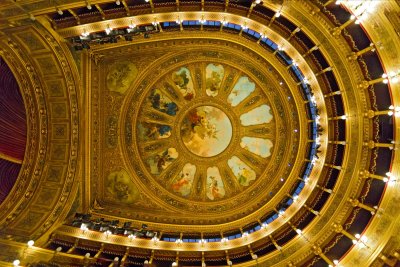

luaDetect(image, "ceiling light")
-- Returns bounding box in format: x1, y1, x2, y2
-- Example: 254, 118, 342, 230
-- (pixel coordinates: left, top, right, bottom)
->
27, 240, 34, 247
80, 29, 90, 38
13, 260, 20, 267
56, 8, 63, 15
86, 3, 92, 10
105, 25, 112, 35
275, 11, 281, 17
296, 229, 302, 235
255, 0, 261, 4
175, 238, 183, 244
56, 247, 62, 252
261, 223, 268, 229
80, 223, 88, 231
116, 0, 121, 5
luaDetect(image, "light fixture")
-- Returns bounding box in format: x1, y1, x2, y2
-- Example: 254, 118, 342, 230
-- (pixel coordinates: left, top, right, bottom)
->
255, 0, 261, 4
252, 254, 258, 260
172, 262, 178, 267
13, 260, 20, 267
175, 238, 183, 244
335, 0, 342, 5
129, 22, 136, 29
241, 22, 248, 30
333, 260, 339, 265
145, 0, 150, 2
221, 17, 227, 25
221, 237, 228, 243
104, 230, 112, 237
152, 19, 159, 26
199, 15, 206, 24
275, 11, 281, 17
277, 45, 284, 51
128, 234, 136, 240
296, 229, 302, 235
105, 25, 112, 35
86, 2, 92, 10
56, 8, 63, 15
80, 29, 90, 38
176, 17, 182, 24
242, 232, 249, 238
340, 115, 347, 119
199, 238, 207, 245
116, 0, 121, 5
27, 240, 34, 247
80, 223, 88, 232
293, 195, 299, 201
85, 253, 90, 258
56, 247, 62, 252
152, 236, 159, 243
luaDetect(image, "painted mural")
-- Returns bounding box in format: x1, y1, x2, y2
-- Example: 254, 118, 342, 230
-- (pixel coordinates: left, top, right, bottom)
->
206, 167, 225, 200
171, 163, 196, 197
227, 76, 256, 106
137, 122, 172, 141
172, 67, 195, 100
180, 106, 232, 157
148, 88, 179, 116
228, 156, 256, 186
240, 137, 273, 158
147, 147, 179, 175
240, 104, 273, 126
106, 169, 139, 204
206, 64, 224, 97
106, 61, 138, 94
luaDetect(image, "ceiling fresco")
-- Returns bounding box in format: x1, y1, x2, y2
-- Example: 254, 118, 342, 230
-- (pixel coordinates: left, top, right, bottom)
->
89, 37, 304, 227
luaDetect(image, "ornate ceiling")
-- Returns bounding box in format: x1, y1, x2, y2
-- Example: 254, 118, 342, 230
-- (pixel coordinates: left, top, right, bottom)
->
0, 0, 399, 266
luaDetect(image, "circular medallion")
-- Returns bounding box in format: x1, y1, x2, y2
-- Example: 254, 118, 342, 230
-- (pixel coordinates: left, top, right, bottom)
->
180, 106, 232, 157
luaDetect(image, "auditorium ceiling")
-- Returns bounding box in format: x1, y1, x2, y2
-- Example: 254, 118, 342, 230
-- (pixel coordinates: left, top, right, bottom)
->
0, 0, 399, 266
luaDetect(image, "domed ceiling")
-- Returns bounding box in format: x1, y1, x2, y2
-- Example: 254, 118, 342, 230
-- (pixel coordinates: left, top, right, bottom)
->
0, 0, 399, 266
91, 38, 306, 227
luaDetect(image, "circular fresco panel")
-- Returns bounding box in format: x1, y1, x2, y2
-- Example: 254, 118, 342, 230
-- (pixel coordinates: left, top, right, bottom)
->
180, 106, 232, 157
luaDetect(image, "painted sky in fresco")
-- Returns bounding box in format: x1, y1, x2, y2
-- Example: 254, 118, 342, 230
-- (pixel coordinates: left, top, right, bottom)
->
181, 106, 232, 157
228, 156, 256, 186
240, 104, 273, 126
206, 167, 225, 200
227, 76, 256, 106
240, 137, 273, 158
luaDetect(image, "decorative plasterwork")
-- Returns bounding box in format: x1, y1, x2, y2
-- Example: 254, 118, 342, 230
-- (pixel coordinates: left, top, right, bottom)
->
0, 24, 80, 241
